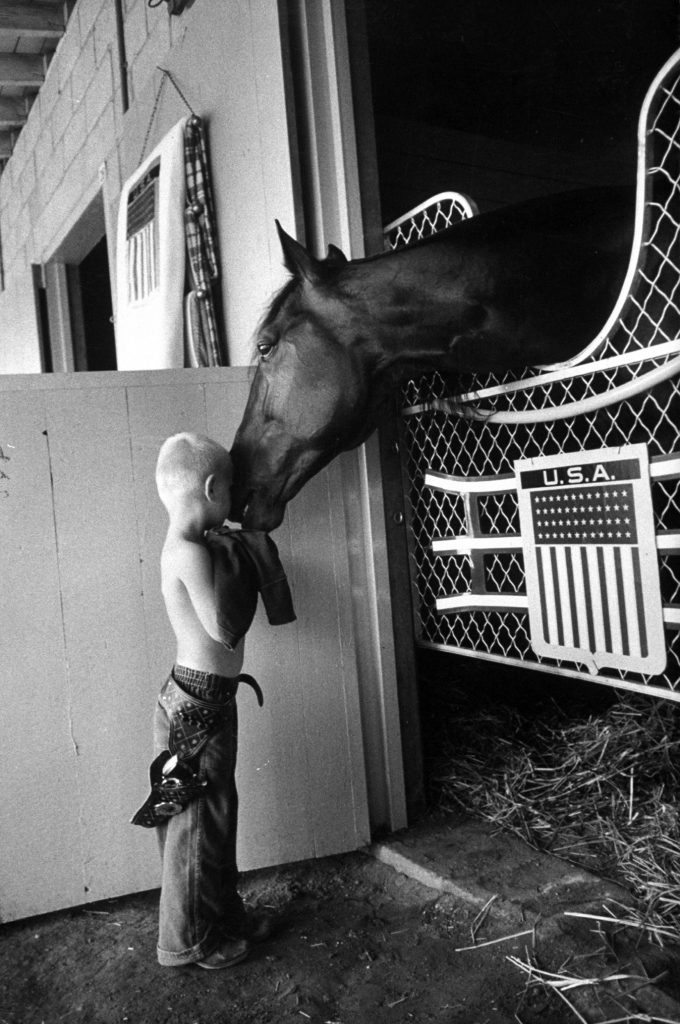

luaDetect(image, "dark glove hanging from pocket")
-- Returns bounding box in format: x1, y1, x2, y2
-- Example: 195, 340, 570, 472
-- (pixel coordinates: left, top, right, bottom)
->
131, 672, 263, 828
130, 751, 208, 828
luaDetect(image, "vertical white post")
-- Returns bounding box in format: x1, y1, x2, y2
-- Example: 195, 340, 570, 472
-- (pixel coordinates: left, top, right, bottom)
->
285, 0, 408, 830
43, 261, 75, 372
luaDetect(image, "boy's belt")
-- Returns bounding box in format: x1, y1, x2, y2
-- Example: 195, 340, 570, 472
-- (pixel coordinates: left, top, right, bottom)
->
160, 671, 263, 760
131, 672, 263, 829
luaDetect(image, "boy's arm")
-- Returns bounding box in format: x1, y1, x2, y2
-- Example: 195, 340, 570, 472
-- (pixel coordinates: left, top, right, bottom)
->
174, 541, 222, 641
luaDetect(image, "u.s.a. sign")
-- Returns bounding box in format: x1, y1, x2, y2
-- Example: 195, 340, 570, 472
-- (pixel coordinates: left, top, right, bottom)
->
515, 444, 666, 676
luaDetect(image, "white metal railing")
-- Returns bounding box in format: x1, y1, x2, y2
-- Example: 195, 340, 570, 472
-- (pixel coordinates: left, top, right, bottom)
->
387, 47, 680, 700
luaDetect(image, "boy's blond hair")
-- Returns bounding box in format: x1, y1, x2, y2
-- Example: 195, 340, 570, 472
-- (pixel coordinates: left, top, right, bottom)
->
156, 432, 232, 500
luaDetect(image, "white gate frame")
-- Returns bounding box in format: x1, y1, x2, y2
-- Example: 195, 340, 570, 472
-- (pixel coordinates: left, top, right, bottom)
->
285, 0, 408, 829
389, 47, 680, 702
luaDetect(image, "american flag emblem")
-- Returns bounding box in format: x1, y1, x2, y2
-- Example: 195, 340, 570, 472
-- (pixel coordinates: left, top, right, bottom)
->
516, 445, 666, 675
126, 162, 160, 304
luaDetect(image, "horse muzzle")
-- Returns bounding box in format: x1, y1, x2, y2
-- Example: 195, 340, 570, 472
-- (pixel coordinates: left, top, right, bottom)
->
229, 433, 303, 531
243, 491, 286, 532
229, 479, 286, 532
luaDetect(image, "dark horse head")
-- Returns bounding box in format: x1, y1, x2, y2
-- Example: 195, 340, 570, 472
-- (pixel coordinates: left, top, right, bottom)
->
230, 187, 633, 530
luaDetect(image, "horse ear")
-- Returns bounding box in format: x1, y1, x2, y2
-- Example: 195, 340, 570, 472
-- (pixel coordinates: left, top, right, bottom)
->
324, 243, 348, 266
275, 220, 320, 282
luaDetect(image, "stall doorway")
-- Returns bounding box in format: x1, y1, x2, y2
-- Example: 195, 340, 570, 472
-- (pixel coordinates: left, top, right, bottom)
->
77, 236, 116, 371
361, 0, 680, 819
38, 194, 116, 372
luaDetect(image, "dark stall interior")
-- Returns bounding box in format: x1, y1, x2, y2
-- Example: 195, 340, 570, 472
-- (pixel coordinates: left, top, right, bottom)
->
366, 0, 678, 220
361, 4, 680, 940
363, 0, 680, 830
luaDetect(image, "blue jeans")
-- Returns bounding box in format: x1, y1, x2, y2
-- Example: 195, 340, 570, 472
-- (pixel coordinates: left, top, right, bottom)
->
153, 666, 247, 966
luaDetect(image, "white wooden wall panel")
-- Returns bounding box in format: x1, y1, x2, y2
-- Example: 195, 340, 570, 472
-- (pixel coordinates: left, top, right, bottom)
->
0, 396, 84, 920
286, 462, 369, 858
42, 387, 156, 902
1, 369, 370, 922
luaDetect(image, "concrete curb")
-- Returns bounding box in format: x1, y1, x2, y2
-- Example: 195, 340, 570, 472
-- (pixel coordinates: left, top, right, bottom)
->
369, 817, 680, 1022
371, 841, 493, 907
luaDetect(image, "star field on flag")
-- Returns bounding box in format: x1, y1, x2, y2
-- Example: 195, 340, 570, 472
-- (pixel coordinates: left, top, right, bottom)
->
531, 485, 638, 545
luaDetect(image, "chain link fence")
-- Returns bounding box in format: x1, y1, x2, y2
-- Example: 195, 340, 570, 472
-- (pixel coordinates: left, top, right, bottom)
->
389, 48, 680, 701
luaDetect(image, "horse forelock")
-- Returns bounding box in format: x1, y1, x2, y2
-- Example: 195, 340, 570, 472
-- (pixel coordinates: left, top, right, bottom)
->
262, 276, 300, 329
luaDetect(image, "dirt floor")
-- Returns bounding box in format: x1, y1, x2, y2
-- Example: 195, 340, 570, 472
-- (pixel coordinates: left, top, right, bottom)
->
3, 815, 680, 1024
0, 841, 584, 1024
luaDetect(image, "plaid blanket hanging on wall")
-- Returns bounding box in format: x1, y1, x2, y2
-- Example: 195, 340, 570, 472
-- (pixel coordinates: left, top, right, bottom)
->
115, 113, 228, 369
183, 116, 227, 367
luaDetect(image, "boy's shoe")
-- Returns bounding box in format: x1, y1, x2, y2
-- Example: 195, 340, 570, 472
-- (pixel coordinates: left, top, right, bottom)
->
195, 911, 276, 968
196, 937, 250, 970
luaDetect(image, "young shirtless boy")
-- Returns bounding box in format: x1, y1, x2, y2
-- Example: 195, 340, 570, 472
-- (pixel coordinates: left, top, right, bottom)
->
142, 431, 271, 969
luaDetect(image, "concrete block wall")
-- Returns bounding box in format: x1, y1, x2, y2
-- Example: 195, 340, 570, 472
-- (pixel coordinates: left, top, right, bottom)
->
0, 0, 299, 372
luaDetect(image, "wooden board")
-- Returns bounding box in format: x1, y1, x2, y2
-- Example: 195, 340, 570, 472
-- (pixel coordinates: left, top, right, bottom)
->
0, 394, 84, 920
0, 369, 371, 922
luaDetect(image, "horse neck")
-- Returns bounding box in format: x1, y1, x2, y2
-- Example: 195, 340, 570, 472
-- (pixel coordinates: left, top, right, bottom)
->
340, 242, 471, 366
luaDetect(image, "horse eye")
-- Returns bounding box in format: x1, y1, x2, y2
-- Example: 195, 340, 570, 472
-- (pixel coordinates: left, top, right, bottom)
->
257, 340, 276, 360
